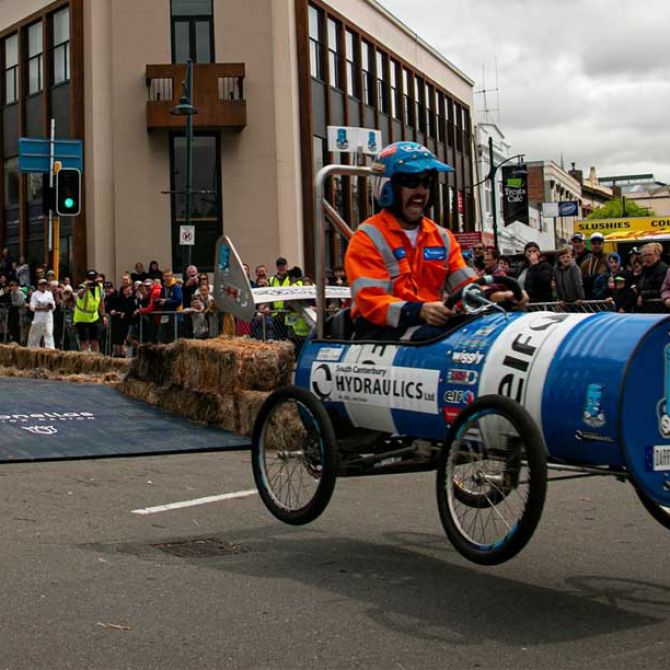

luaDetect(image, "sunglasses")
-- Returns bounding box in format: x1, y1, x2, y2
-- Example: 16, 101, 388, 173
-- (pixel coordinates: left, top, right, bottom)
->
395, 173, 432, 189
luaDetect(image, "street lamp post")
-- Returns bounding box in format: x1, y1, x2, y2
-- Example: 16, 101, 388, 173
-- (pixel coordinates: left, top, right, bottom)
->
170, 58, 198, 269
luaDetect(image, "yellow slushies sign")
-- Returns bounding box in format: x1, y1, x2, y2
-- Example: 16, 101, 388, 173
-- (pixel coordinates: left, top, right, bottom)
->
575, 217, 670, 240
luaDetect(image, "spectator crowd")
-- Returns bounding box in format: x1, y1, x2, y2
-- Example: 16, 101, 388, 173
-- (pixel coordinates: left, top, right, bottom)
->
464, 233, 670, 313
2, 235, 669, 356
0, 250, 348, 356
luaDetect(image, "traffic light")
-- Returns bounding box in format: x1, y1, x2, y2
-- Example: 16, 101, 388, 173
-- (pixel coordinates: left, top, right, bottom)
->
55, 167, 81, 216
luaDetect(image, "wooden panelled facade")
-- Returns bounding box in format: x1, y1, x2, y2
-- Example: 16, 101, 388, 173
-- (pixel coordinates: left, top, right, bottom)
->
1, 0, 474, 281
296, 0, 475, 273
0, 0, 86, 279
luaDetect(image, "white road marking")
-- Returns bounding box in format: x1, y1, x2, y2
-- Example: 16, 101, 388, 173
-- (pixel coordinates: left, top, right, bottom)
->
131, 489, 258, 515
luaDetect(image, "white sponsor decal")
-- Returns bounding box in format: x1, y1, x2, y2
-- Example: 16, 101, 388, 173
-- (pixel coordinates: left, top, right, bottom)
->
336, 344, 398, 431
653, 445, 670, 471
310, 361, 439, 414
0, 411, 96, 424
451, 351, 484, 365
316, 347, 344, 362
252, 285, 350, 304
479, 312, 593, 437
21, 425, 58, 435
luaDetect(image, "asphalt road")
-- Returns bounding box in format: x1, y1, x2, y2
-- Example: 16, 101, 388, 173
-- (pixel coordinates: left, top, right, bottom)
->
0, 449, 668, 670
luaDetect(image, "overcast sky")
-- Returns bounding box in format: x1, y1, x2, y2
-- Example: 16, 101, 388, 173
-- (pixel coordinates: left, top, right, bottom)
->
377, 0, 670, 184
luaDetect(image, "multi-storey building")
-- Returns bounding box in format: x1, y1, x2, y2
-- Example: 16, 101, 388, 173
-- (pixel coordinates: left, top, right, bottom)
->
0, 0, 476, 282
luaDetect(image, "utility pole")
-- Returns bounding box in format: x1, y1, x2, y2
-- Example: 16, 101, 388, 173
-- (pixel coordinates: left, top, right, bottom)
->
170, 59, 198, 269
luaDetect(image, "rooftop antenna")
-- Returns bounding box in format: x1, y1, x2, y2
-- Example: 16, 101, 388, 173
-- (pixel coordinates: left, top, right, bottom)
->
474, 61, 499, 125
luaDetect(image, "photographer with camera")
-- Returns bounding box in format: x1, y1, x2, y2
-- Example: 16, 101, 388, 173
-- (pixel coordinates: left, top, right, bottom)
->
73, 269, 107, 352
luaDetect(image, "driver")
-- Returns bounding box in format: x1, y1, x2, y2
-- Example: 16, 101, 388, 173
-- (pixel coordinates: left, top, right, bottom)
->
345, 141, 523, 341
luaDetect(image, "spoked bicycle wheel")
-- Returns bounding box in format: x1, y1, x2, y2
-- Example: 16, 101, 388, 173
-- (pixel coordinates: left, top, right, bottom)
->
436, 395, 547, 565
252, 385, 338, 525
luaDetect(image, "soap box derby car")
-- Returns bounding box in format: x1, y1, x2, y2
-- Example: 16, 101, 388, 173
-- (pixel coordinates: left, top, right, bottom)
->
214, 165, 670, 566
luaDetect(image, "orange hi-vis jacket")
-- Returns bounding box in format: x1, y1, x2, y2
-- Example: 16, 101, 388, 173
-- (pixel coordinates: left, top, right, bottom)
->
345, 210, 477, 328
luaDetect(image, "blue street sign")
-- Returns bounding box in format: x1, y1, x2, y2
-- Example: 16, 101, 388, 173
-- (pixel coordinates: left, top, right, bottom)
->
18, 137, 83, 173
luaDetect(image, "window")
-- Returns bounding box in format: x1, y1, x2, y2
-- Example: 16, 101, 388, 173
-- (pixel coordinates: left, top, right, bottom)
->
446, 96, 455, 146
344, 30, 359, 98
415, 76, 425, 133
403, 69, 413, 126
308, 5, 324, 80
51, 7, 70, 85
426, 83, 435, 137
376, 50, 388, 114
170, 134, 221, 271
327, 19, 342, 89
361, 41, 374, 107
4, 34, 18, 104
390, 60, 401, 120
171, 0, 213, 64
3, 157, 19, 208
436, 92, 445, 143
26, 22, 43, 95
454, 102, 463, 151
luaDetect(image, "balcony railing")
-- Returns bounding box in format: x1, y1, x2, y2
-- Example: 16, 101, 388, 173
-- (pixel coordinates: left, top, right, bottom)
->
146, 63, 246, 130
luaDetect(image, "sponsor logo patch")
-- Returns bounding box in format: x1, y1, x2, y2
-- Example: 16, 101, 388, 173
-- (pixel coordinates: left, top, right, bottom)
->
443, 389, 475, 405
423, 246, 446, 261
582, 382, 606, 428
446, 369, 479, 385
310, 362, 439, 414
21, 425, 58, 435
451, 351, 484, 365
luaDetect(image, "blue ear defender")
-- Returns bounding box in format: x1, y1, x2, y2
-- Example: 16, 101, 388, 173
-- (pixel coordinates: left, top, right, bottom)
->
379, 180, 395, 208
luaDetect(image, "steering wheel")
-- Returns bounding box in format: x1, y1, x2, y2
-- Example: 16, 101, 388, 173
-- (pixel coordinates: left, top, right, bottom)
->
445, 275, 523, 313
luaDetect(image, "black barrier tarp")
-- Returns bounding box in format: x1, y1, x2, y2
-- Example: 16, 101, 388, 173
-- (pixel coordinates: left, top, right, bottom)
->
0, 378, 249, 463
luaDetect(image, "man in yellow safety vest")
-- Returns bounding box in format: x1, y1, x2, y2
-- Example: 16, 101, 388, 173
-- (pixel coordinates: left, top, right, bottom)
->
73, 269, 107, 352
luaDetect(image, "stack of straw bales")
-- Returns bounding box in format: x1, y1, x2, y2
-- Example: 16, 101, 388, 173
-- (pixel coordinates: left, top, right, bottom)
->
119, 337, 295, 435
0, 343, 130, 383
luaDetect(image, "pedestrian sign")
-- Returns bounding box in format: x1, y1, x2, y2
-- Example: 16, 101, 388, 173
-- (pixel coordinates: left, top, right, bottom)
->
179, 225, 195, 245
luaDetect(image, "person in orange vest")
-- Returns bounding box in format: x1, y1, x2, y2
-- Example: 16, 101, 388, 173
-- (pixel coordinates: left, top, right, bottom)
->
345, 141, 525, 340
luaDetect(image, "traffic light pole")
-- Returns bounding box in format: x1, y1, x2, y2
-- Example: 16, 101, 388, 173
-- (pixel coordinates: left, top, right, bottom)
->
47, 118, 59, 280
184, 61, 193, 269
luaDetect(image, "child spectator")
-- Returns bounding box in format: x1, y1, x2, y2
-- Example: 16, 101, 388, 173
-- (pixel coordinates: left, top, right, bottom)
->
553, 247, 585, 306
613, 275, 637, 313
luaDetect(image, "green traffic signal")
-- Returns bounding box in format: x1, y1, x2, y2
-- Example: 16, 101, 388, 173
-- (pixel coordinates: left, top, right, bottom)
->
55, 168, 81, 216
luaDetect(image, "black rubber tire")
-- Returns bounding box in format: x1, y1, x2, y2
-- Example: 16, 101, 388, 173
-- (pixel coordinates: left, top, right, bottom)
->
633, 484, 670, 532
436, 395, 547, 565
252, 385, 338, 525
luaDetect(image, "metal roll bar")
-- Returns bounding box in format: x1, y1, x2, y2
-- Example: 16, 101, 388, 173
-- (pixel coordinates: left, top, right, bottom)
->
314, 164, 373, 339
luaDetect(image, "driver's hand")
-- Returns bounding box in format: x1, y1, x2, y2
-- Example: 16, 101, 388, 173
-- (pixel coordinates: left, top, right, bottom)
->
489, 289, 529, 309
420, 301, 455, 326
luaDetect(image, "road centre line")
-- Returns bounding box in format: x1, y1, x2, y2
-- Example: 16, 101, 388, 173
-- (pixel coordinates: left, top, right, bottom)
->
131, 489, 258, 515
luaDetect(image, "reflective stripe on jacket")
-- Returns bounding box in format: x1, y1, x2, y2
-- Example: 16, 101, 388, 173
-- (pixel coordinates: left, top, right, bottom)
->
345, 210, 476, 327
73, 285, 103, 324
268, 274, 291, 311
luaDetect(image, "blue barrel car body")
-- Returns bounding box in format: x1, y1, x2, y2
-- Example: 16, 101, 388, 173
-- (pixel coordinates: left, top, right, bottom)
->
294, 310, 670, 508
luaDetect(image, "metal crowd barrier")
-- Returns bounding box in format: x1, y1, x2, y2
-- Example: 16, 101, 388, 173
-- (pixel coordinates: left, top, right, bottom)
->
526, 300, 615, 313
2, 299, 669, 353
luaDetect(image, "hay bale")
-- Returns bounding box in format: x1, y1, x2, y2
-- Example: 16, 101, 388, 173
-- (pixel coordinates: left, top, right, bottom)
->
128, 337, 293, 393
235, 390, 269, 436
0, 345, 130, 377
116, 377, 269, 436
